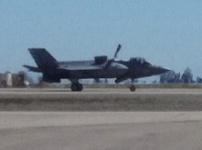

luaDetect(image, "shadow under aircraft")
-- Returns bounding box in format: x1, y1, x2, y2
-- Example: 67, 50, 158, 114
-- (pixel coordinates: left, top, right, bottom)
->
24, 45, 170, 91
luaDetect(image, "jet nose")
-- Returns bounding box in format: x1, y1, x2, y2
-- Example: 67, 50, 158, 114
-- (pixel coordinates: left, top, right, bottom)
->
155, 66, 170, 74
148, 65, 170, 75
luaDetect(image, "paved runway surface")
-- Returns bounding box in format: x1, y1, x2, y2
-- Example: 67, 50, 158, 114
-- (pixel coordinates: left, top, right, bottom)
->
1, 111, 202, 150
1, 88, 202, 149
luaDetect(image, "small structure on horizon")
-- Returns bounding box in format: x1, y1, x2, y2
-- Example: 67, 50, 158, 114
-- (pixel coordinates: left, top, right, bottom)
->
0, 72, 26, 88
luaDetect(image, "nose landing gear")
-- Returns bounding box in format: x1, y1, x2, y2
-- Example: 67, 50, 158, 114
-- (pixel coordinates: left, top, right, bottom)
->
130, 85, 136, 92
130, 78, 136, 92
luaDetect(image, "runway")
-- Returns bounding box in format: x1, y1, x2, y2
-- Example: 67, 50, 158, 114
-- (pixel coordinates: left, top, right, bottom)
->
1, 111, 202, 150
1, 88, 202, 149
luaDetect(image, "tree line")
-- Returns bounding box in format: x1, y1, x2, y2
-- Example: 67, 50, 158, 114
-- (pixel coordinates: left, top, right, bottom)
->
160, 67, 202, 84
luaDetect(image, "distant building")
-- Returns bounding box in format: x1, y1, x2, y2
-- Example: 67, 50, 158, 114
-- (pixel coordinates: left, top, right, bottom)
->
0, 72, 25, 88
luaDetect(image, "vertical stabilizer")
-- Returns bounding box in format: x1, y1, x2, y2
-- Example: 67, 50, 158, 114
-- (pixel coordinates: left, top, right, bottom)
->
28, 48, 58, 69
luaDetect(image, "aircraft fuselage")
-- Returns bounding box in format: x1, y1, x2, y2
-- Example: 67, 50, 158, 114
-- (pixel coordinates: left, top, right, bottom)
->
24, 47, 170, 91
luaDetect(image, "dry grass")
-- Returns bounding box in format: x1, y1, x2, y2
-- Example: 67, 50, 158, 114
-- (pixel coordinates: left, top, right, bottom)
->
31, 83, 202, 89
84, 83, 202, 89
0, 90, 202, 111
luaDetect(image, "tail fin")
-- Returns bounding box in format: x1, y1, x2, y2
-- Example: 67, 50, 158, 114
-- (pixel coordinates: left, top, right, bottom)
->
28, 48, 58, 69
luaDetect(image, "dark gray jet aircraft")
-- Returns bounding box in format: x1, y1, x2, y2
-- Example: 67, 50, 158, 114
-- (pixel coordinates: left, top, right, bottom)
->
24, 45, 170, 91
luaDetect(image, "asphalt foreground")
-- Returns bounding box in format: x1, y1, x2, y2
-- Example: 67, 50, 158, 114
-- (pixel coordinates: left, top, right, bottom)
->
1, 112, 202, 150
1, 88, 202, 150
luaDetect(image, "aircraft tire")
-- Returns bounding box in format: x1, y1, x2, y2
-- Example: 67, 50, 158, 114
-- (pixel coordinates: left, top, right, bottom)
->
130, 85, 136, 92
71, 83, 83, 91
78, 83, 83, 91
71, 84, 78, 91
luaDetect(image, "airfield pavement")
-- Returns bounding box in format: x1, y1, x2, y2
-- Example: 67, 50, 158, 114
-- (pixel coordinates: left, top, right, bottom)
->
1, 88, 202, 149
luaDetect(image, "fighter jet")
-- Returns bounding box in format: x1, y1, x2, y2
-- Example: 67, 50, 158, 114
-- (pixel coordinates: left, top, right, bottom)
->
24, 45, 170, 91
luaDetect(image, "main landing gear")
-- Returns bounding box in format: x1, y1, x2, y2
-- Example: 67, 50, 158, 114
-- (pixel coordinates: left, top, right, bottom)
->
71, 80, 83, 91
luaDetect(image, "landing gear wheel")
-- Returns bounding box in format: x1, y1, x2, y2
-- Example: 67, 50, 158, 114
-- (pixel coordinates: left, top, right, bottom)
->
71, 83, 83, 91
77, 84, 83, 91
130, 85, 136, 92
71, 84, 78, 91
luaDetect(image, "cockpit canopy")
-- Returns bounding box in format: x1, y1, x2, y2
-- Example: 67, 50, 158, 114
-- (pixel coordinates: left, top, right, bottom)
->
129, 57, 151, 66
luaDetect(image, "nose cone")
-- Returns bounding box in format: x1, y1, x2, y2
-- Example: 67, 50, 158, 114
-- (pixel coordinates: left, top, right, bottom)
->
156, 67, 170, 74
149, 65, 170, 75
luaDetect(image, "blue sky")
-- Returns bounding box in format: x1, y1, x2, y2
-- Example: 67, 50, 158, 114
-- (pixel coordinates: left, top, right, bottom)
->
0, 0, 202, 82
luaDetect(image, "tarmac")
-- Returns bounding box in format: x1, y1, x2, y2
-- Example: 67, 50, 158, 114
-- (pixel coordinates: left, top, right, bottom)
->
1, 88, 202, 149
1, 111, 202, 150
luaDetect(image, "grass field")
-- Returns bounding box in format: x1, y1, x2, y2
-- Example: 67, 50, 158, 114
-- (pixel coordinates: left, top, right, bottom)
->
84, 83, 202, 89
34, 83, 202, 89
0, 88, 202, 111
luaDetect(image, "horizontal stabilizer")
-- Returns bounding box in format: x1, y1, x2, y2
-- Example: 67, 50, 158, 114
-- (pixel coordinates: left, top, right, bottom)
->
28, 48, 58, 69
23, 65, 42, 72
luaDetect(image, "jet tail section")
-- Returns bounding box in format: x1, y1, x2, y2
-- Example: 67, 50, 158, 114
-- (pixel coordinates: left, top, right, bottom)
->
28, 48, 58, 69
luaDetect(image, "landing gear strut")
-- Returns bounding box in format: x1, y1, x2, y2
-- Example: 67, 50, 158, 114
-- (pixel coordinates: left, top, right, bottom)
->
71, 83, 83, 91
130, 78, 136, 92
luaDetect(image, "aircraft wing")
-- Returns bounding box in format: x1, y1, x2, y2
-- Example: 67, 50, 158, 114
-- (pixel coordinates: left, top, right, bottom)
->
58, 61, 128, 71
58, 65, 104, 71
58, 60, 105, 70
